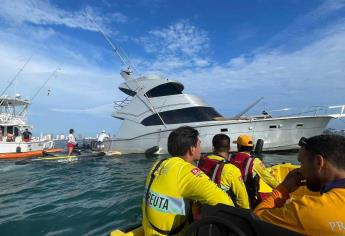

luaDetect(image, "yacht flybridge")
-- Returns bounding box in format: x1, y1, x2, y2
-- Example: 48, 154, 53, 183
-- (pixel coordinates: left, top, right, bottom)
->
101, 70, 345, 154
0, 95, 55, 158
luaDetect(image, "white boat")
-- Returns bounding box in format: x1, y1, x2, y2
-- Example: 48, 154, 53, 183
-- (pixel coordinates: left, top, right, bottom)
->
100, 70, 345, 155
0, 95, 55, 156
92, 27, 345, 155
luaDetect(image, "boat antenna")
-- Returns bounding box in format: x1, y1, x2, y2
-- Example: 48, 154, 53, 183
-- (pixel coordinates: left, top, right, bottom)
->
233, 97, 264, 119
30, 67, 61, 102
86, 14, 134, 80
0, 55, 32, 98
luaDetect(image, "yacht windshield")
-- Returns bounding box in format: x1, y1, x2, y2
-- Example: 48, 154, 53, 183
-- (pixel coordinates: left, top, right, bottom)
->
145, 83, 183, 98
141, 107, 222, 126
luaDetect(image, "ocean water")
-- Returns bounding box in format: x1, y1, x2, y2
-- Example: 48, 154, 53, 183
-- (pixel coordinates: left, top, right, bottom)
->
0, 147, 299, 236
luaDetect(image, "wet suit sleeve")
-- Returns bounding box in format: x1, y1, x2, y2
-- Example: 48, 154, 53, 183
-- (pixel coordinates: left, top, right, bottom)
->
253, 184, 305, 234
222, 165, 250, 209
253, 158, 279, 189
178, 164, 234, 206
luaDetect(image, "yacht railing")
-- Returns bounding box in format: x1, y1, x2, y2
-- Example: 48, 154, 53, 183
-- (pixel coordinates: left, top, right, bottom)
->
113, 95, 132, 111
271, 104, 345, 118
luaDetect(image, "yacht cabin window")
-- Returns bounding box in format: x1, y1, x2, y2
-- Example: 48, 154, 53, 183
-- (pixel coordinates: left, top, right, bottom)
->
141, 107, 222, 126
145, 83, 183, 98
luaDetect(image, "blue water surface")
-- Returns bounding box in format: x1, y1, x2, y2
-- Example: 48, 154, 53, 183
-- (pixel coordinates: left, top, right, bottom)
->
0, 148, 298, 236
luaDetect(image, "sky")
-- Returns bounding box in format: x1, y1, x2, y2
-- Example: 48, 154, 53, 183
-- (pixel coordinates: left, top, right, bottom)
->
0, 0, 344, 137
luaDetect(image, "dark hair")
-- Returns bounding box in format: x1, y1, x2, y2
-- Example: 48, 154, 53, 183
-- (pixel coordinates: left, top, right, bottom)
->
299, 134, 345, 170
213, 134, 230, 153
168, 126, 199, 156
69, 129, 74, 134
238, 145, 253, 152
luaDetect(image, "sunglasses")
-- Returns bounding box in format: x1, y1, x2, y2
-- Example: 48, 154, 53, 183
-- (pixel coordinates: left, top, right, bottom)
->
298, 137, 308, 147
298, 137, 326, 158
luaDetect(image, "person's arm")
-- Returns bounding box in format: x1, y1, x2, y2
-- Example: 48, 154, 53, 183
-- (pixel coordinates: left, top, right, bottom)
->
224, 165, 250, 209
253, 158, 279, 188
178, 164, 234, 206
254, 169, 306, 234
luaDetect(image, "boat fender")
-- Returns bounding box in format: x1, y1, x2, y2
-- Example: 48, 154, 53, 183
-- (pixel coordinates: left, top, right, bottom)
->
16, 146, 21, 153
145, 146, 159, 156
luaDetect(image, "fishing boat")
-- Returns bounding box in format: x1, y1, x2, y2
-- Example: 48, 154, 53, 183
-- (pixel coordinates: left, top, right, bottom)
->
93, 28, 345, 155
0, 95, 59, 159
109, 162, 310, 236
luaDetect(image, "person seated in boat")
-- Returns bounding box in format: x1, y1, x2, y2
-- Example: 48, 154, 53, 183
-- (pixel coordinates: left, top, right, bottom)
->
254, 134, 345, 236
6, 133, 14, 142
229, 134, 279, 208
198, 134, 250, 209
142, 126, 233, 236
22, 128, 32, 142
67, 128, 77, 156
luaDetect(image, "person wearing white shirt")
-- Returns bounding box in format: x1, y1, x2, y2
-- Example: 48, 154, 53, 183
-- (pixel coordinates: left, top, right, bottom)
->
67, 128, 77, 156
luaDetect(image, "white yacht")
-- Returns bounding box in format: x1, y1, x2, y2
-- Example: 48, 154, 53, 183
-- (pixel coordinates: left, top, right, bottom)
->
101, 70, 344, 155
0, 95, 54, 156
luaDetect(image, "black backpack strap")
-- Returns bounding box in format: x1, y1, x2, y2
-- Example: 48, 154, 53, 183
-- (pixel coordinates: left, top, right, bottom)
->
144, 158, 189, 235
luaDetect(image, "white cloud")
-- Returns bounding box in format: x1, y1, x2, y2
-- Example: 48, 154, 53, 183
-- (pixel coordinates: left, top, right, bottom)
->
51, 103, 113, 117
0, 0, 127, 33
138, 20, 210, 70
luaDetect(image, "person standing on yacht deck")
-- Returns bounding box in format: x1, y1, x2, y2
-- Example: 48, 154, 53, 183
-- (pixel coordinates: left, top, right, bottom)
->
67, 128, 77, 156
142, 126, 233, 236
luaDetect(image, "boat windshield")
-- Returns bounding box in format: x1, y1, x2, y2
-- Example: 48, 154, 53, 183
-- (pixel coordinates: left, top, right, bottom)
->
141, 107, 222, 126
145, 83, 183, 98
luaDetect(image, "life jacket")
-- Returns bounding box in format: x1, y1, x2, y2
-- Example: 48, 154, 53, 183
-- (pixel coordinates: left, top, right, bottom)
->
229, 152, 260, 208
197, 155, 225, 187
229, 152, 254, 183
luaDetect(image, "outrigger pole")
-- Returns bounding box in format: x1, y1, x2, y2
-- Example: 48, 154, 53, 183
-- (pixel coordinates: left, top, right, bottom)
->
0, 55, 32, 99
30, 68, 61, 102
87, 14, 168, 128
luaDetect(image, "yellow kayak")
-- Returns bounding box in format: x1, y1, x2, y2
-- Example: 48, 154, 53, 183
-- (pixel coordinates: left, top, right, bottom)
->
110, 162, 313, 236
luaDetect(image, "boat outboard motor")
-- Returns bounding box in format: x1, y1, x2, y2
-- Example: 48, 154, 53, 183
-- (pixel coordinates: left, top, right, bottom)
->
252, 139, 264, 160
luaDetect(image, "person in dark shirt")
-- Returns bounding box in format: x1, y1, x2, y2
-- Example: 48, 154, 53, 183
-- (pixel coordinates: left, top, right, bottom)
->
22, 128, 32, 142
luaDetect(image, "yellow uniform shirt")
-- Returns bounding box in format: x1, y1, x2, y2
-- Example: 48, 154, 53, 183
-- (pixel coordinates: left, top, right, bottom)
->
254, 184, 345, 236
142, 157, 233, 236
252, 158, 279, 189
207, 155, 250, 209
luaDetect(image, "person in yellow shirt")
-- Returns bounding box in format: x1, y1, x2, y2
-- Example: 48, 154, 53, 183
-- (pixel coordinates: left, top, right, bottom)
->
229, 134, 279, 208
254, 134, 345, 236
142, 126, 233, 236
198, 134, 250, 209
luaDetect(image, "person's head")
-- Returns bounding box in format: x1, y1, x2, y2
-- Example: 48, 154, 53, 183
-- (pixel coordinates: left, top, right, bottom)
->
298, 134, 345, 192
69, 129, 74, 134
236, 134, 254, 152
168, 126, 201, 161
212, 134, 230, 154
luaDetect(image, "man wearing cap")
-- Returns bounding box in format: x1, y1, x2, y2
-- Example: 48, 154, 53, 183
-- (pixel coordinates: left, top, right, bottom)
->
254, 134, 345, 235
229, 134, 279, 208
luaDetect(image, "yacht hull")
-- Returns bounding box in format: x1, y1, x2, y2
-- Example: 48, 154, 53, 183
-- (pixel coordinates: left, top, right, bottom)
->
103, 116, 332, 154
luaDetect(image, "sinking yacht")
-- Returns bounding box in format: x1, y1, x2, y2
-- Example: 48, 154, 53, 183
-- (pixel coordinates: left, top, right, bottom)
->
93, 27, 344, 155
101, 70, 345, 155
0, 95, 56, 157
